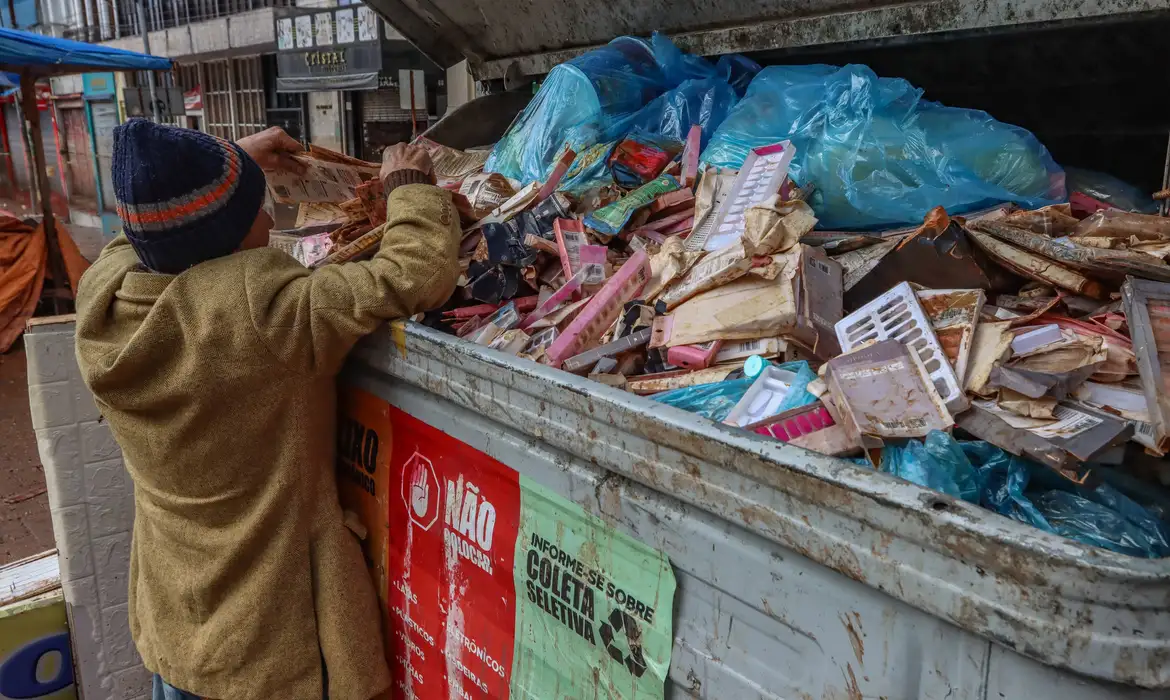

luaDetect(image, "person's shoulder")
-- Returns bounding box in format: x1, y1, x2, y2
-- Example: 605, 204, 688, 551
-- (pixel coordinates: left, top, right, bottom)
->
184, 247, 304, 279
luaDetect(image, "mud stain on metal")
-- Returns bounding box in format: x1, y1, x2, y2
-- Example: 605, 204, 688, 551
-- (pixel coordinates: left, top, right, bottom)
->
844, 663, 863, 700
841, 611, 865, 666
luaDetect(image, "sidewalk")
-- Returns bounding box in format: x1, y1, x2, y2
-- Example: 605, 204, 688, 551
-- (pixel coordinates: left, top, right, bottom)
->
0, 197, 109, 566
0, 344, 53, 565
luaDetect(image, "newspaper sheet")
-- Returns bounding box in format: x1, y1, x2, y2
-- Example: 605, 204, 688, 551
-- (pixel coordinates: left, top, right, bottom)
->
267, 155, 380, 204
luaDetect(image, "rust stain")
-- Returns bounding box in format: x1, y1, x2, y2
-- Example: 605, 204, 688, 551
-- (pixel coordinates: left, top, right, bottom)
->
844, 664, 862, 700
822, 545, 865, 583
840, 612, 865, 666
871, 531, 894, 557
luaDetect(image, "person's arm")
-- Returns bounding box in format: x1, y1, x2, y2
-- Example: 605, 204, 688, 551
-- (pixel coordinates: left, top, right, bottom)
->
243, 144, 459, 377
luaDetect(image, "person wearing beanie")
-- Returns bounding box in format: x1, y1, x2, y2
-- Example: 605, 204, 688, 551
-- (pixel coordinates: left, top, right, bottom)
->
73, 120, 460, 700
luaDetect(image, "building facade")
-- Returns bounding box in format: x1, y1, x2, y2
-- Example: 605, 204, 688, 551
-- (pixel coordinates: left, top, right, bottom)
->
2, 0, 461, 212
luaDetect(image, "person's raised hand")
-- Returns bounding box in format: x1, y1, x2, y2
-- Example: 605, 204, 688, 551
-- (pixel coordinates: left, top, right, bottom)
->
380, 142, 434, 182
237, 126, 307, 175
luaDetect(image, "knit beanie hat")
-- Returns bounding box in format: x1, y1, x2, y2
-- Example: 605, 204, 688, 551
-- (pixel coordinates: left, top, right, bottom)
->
113, 119, 267, 274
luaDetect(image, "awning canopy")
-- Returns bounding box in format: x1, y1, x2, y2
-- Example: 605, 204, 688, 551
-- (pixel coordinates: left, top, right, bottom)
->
0, 27, 172, 77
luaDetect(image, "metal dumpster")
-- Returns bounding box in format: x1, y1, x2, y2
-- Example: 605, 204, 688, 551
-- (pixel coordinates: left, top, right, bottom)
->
345, 2, 1170, 697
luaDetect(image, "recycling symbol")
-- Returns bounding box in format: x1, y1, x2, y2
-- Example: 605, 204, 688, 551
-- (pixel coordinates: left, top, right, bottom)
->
598, 607, 647, 678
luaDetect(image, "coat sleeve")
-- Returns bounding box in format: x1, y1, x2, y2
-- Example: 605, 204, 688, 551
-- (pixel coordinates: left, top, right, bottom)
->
244, 183, 460, 376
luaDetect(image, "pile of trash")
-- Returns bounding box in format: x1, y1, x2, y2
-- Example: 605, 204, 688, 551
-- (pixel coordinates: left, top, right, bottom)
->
266, 36, 1170, 559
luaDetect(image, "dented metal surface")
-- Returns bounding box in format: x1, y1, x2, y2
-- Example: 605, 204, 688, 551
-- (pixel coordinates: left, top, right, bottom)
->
364, 0, 1170, 78
349, 323, 1170, 693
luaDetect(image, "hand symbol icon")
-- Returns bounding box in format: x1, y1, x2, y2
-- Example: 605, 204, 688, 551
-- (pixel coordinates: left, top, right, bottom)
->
410, 467, 429, 518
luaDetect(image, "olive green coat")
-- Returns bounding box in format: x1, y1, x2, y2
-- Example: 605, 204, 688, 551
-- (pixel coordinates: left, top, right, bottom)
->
75, 184, 460, 700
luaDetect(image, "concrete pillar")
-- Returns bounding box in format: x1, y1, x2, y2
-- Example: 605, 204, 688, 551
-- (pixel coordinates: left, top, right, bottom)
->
445, 60, 475, 115
308, 91, 343, 152
25, 317, 150, 700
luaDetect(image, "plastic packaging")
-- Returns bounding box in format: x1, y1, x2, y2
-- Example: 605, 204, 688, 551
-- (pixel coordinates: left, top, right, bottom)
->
487, 33, 755, 194
1034, 488, 1170, 559
652, 360, 815, 422
608, 128, 682, 188
702, 64, 1065, 230
485, 36, 668, 189
723, 362, 819, 427
876, 433, 1170, 558
880, 431, 982, 503
1064, 166, 1158, 214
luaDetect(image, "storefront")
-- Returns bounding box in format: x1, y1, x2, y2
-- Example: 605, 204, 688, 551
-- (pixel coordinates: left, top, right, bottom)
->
82, 73, 119, 212
273, 5, 442, 158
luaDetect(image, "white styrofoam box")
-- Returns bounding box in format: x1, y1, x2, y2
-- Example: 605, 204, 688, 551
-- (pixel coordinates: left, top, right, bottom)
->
25, 317, 150, 700
835, 282, 965, 411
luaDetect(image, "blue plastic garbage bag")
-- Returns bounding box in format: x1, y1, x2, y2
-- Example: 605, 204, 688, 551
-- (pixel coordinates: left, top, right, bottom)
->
627, 78, 739, 153
717, 54, 763, 97
1064, 166, 1158, 214
649, 33, 761, 95
960, 441, 1053, 532
702, 64, 1065, 230
650, 376, 755, 422
485, 36, 669, 189
651, 361, 816, 423
870, 434, 1168, 557
1034, 486, 1170, 559
879, 431, 982, 503
487, 33, 757, 194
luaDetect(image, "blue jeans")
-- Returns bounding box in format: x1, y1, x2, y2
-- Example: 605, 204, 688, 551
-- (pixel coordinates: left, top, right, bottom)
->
152, 675, 199, 700
152, 668, 328, 699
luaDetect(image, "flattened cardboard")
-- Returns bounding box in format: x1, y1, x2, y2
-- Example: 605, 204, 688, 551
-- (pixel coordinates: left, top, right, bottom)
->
845, 217, 1010, 308
970, 219, 1170, 285
958, 400, 1131, 482
967, 228, 1107, 299
916, 288, 985, 382
790, 246, 844, 360
651, 256, 800, 348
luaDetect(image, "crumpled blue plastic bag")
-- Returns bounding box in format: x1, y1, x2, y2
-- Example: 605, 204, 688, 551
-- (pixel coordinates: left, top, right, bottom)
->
1034, 487, 1170, 559
651, 361, 816, 423
485, 36, 668, 189
960, 441, 1052, 532
649, 376, 755, 422
880, 431, 982, 503
486, 34, 753, 193
702, 64, 1066, 230
627, 78, 739, 153
875, 432, 1169, 558
1064, 166, 1158, 214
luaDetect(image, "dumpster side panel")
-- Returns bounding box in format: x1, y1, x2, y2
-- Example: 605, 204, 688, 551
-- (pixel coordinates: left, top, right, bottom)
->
344, 368, 995, 700
346, 360, 1166, 699
349, 324, 1170, 690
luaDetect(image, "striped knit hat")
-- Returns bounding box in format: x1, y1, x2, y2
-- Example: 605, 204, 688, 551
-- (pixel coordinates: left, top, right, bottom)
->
113, 119, 266, 274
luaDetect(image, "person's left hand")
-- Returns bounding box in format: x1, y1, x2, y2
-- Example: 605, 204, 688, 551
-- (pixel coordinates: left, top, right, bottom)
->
237, 127, 307, 174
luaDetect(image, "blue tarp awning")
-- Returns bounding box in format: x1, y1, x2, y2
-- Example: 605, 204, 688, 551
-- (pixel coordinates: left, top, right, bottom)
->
0, 27, 171, 76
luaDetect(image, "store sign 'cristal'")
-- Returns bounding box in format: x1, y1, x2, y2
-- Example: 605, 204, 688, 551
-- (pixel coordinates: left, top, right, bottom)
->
305, 50, 346, 67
